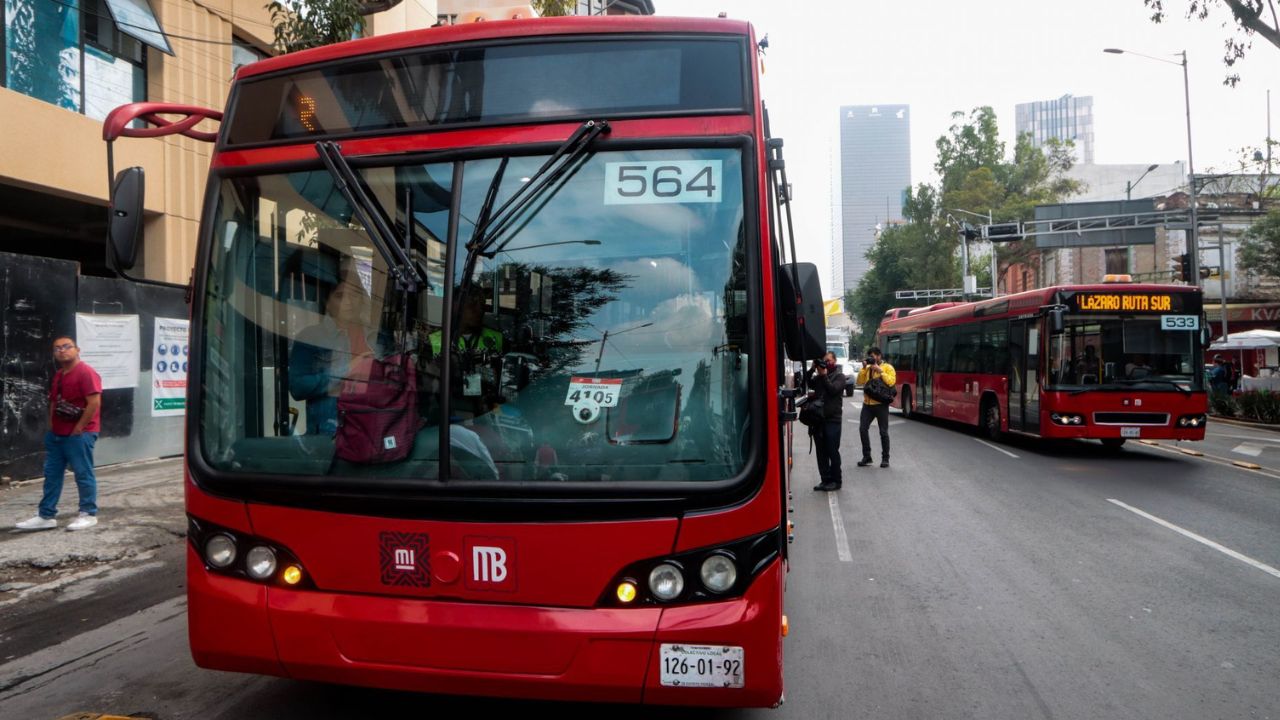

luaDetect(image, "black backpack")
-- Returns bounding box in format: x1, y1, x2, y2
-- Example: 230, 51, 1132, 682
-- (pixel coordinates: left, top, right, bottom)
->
863, 376, 897, 404
798, 395, 825, 428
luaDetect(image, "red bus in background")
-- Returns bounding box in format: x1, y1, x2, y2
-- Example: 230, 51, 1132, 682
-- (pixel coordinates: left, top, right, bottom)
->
877, 282, 1209, 447
102, 16, 827, 708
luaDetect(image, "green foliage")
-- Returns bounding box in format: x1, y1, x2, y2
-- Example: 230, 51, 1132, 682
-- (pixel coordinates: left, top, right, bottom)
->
1239, 210, 1280, 279
1235, 390, 1280, 423
267, 0, 365, 54
849, 107, 1082, 341
1143, 1, 1280, 86
1210, 391, 1239, 417
532, 0, 577, 15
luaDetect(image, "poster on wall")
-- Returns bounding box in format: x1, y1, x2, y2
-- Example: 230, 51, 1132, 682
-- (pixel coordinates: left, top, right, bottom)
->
75, 313, 140, 390
151, 317, 189, 417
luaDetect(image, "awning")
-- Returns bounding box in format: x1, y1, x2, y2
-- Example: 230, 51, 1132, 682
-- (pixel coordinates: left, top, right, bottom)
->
1204, 302, 1280, 325
102, 0, 174, 55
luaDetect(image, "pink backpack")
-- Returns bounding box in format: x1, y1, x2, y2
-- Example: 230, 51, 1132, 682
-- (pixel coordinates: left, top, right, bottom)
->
335, 354, 421, 463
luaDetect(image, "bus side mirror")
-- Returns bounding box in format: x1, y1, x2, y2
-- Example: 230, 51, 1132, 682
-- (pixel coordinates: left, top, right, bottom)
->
108, 167, 145, 271
1049, 307, 1065, 334
778, 262, 826, 361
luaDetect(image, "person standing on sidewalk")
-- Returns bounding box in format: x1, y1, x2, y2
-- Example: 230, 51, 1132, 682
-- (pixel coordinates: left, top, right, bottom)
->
806, 351, 846, 492
856, 346, 896, 468
15, 336, 103, 531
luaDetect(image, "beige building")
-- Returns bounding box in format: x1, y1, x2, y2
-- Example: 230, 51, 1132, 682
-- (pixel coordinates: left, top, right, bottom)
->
0, 0, 446, 285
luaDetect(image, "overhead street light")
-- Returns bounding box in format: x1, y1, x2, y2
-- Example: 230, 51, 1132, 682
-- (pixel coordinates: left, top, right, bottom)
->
1127, 163, 1160, 200
1104, 47, 1200, 286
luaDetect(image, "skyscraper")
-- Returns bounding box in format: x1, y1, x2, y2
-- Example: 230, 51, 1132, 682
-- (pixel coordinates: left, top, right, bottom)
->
1015, 94, 1095, 164
836, 104, 911, 297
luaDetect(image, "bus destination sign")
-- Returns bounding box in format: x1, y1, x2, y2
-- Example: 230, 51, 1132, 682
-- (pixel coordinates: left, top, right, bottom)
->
1073, 292, 1180, 313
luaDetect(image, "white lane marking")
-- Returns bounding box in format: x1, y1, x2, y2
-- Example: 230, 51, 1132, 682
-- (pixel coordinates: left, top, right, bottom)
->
1213, 432, 1280, 444
1232, 443, 1264, 457
828, 493, 852, 562
1107, 499, 1280, 581
973, 437, 1019, 459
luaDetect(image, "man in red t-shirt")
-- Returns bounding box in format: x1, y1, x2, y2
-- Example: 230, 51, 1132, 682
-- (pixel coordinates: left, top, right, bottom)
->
15, 336, 103, 531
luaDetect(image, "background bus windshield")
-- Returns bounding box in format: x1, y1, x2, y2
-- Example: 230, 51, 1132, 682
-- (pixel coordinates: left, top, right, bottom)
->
199, 147, 752, 486
1047, 316, 1201, 391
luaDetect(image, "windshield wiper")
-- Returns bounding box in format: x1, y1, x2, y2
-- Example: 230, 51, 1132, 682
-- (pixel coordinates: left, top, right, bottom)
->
1070, 379, 1191, 395
467, 119, 610, 259
316, 141, 425, 293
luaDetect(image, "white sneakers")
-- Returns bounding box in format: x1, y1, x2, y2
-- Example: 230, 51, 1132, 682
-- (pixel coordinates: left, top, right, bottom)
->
14, 513, 98, 531
15, 516, 57, 531
67, 513, 98, 531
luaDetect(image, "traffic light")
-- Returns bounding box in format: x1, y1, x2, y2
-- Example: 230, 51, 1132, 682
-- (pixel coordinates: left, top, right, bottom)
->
1175, 252, 1190, 282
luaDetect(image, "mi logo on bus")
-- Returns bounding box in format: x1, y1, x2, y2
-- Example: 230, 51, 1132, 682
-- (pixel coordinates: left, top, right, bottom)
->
379, 531, 430, 588
465, 537, 517, 592
393, 548, 414, 571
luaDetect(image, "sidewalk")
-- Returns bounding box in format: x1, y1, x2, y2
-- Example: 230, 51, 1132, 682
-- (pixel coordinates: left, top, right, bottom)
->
0, 457, 186, 600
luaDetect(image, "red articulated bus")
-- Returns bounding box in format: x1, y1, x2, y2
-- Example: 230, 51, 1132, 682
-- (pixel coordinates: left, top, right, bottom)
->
102, 16, 828, 708
876, 282, 1209, 447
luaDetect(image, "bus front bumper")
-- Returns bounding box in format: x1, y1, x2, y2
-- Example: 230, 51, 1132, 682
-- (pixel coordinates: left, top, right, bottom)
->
187, 546, 784, 707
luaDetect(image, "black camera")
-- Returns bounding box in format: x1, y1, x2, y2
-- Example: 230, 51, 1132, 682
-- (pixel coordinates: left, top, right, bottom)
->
865, 357, 877, 366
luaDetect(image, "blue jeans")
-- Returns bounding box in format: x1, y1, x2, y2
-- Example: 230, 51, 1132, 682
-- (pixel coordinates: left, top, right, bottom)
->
40, 431, 98, 519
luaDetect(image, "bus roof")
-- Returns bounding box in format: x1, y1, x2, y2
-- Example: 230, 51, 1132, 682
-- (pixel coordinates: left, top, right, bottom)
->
236, 16, 753, 81
878, 283, 1202, 334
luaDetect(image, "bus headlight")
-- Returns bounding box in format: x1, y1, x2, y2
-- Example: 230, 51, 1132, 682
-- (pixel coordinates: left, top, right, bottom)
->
204, 534, 236, 569
648, 563, 685, 601
1051, 413, 1084, 425
1178, 414, 1207, 428
245, 546, 278, 580
700, 554, 737, 594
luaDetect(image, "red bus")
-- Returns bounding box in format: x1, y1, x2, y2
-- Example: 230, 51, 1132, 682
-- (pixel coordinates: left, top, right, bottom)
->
102, 16, 827, 707
876, 282, 1209, 447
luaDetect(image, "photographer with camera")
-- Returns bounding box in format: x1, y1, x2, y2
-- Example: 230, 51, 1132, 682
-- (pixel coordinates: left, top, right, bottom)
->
805, 351, 846, 492
856, 346, 896, 468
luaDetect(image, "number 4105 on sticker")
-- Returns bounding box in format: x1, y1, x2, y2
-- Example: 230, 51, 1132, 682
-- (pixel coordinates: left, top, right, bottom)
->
604, 161, 722, 205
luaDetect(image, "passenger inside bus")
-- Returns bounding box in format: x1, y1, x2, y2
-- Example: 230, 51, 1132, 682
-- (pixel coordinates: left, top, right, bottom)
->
288, 253, 379, 435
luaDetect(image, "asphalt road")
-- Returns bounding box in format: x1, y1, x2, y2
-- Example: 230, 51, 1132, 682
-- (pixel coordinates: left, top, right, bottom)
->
2, 410, 1277, 720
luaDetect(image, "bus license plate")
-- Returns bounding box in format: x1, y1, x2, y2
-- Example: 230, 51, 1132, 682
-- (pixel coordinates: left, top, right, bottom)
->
1121, 427, 1141, 438
659, 644, 744, 688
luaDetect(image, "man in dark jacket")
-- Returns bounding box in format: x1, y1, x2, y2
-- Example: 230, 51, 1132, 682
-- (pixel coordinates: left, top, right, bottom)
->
806, 351, 846, 491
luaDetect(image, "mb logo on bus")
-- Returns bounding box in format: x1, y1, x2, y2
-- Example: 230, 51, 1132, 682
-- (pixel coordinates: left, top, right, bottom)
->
466, 537, 517, 592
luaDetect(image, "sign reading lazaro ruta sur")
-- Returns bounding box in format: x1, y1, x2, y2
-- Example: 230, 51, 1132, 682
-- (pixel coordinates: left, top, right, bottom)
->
1073, 293, 1179, 313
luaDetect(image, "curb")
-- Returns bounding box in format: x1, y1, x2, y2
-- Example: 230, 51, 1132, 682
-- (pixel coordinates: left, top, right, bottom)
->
1208, 415, 1280, 434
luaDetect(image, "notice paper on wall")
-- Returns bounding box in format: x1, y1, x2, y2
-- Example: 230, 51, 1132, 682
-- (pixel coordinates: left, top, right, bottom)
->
151, 317, 189, 417
75, 313, 140, 390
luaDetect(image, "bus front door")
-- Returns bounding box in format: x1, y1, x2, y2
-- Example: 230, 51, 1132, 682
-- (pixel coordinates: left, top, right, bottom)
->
1008, 320, 1041, 433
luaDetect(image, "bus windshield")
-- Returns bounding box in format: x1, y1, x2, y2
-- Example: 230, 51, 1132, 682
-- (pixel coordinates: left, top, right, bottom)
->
199, 146, 752, 486
1046, 315, 1202, 391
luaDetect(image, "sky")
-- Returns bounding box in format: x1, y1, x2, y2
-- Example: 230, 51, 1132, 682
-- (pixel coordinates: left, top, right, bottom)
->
654, 0, 1280, 295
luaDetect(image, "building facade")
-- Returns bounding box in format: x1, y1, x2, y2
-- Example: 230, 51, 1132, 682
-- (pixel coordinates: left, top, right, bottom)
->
836, 104, 910, 297
1015, 94, 1095, 164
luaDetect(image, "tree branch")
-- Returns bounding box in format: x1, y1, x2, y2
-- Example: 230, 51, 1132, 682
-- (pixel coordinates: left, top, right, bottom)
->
1225, 0, 1280, 49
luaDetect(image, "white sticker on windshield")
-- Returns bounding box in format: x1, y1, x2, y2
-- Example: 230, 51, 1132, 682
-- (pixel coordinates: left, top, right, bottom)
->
604, 161, 722, 205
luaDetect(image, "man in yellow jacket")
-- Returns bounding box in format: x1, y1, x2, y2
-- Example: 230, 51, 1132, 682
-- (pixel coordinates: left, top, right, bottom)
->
855, 346, 896, 468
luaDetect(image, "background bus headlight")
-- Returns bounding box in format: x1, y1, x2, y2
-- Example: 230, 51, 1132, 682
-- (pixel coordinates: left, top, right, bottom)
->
1178, 414, 1207, 428
648, 562, 685, 601
204, 534, 236, 569
700, 554, 737, 593
245, 546, 277, 580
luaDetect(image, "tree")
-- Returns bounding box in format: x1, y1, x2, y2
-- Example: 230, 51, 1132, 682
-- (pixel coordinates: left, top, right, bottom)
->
1144, 1, 1280, 86
1238, 209, 1280, 278
267, 0, 365, 54
532, 0, 576, 15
